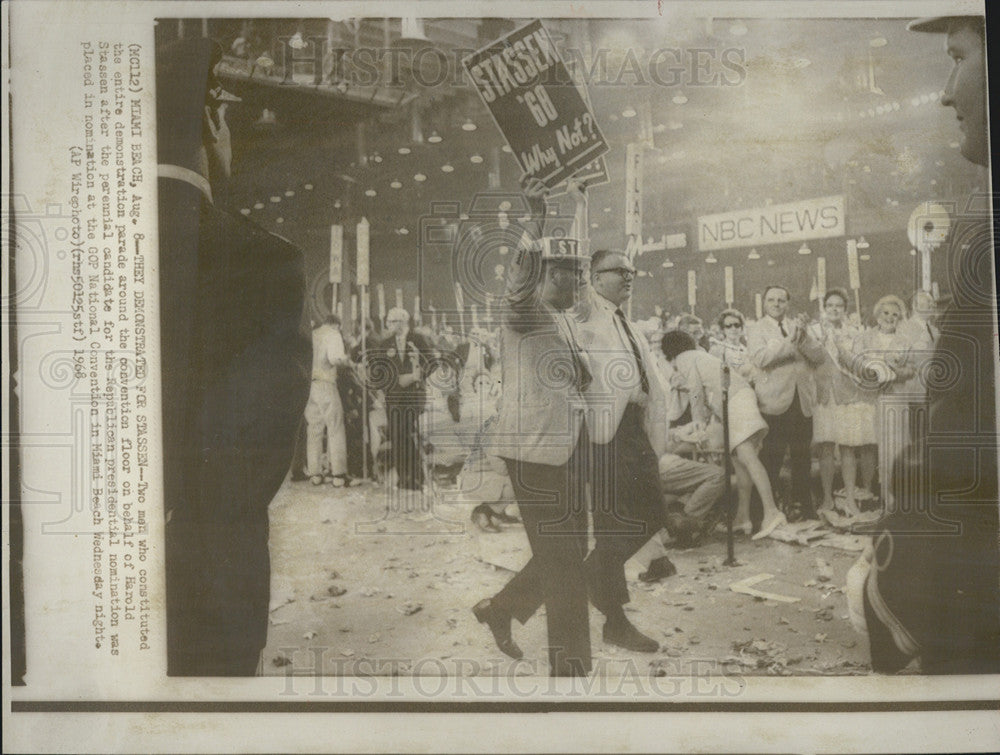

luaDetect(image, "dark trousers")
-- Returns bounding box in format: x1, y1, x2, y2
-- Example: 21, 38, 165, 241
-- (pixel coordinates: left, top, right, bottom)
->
386, 399, 424, 490
493, 444, 591, 676
759, 390, 814, 508
584, 404, 664, 614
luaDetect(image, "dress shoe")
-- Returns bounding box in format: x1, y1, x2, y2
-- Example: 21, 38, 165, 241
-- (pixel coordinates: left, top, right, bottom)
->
665, 510, 702, 547
638, 556, 677, 583
602, 618, 659, 653
490, 508, 521, 525
471, 504, 501, 533
472, 599, 523, 660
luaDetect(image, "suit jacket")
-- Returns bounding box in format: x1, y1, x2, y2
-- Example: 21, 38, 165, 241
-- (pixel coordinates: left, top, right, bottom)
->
746, 315, 825, 416
369, 331, 433, 405
575, 290, 669, 457
160, 175, 311, 672
488, 248, 588, 466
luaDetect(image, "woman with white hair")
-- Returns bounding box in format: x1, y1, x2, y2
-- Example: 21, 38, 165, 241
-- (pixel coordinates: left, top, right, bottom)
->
842, 295, 917, 511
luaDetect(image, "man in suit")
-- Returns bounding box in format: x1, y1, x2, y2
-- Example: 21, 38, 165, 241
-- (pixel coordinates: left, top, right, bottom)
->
576, 248, 674, 651
157, 38, 311, 675
746, 285, 825, 521
472, 178, 593, 676
854, 15, 999, 675
371, 306, 433, 491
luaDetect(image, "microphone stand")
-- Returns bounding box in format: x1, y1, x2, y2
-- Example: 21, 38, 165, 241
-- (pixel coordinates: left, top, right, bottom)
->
721, 363, 737, 566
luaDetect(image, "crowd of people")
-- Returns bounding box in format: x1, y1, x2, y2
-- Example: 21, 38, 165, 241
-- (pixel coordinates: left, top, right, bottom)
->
156, 14, 996, 680
299, 278, 941, 534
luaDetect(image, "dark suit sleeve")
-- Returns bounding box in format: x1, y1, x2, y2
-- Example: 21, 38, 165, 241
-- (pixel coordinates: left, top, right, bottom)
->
165, 203, 311, 674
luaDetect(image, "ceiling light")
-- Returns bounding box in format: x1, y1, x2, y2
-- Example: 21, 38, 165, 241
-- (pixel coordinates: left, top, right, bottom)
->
501, 144, 512, 153
284, 190, 295, 197
365, 189, 377, 197
869, 36, 887, 47
672, 93, 688, 105
334, 199, 341, 209
498, 201, 512, 211
859, 254, 871, 261
372, 154, 383, 163
590, 222, 599, 229
441, 164, 454, 173
304, 184, 313, 191
705, 253, 718, 264
390, 180, 402, 189
398, 228, 409, 235
470, 154, 484, 164
240, 208, 251, 215
603, 206, 611, 213
622, 107, 637, 118
427, 131, 442, 143
462, 119, 477, 131
275, 217, 285, 224
253, 202, 264, 210
661, 258, 674, 268
270, 196, 281, 203
748, 248, 761, 260
856, 236, 870, 249
798, 243, 812, 255
414, 173, 427, 182
767, 260, 775, 266
398, 146, 411, 155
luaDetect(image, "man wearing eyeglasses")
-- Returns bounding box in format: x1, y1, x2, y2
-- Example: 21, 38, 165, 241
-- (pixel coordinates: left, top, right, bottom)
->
576, 248, 673, 653
157, 38, 311, 675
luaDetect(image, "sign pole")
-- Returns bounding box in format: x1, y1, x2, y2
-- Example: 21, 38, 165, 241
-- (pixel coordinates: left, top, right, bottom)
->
847, 239, 861, 319
356, 217, 371, 482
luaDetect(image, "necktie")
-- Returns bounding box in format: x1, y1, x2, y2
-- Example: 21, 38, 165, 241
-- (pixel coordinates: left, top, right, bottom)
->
778, 319, 787, 338
615, 308, 650, 394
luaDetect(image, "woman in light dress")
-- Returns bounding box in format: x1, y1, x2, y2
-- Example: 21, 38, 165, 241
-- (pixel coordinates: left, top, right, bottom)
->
808, 288, 876, 517
845, 295, 917, 511
661, 330, 786, 540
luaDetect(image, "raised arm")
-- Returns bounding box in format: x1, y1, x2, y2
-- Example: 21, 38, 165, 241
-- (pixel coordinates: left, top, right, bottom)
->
503, 176, 550, 332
